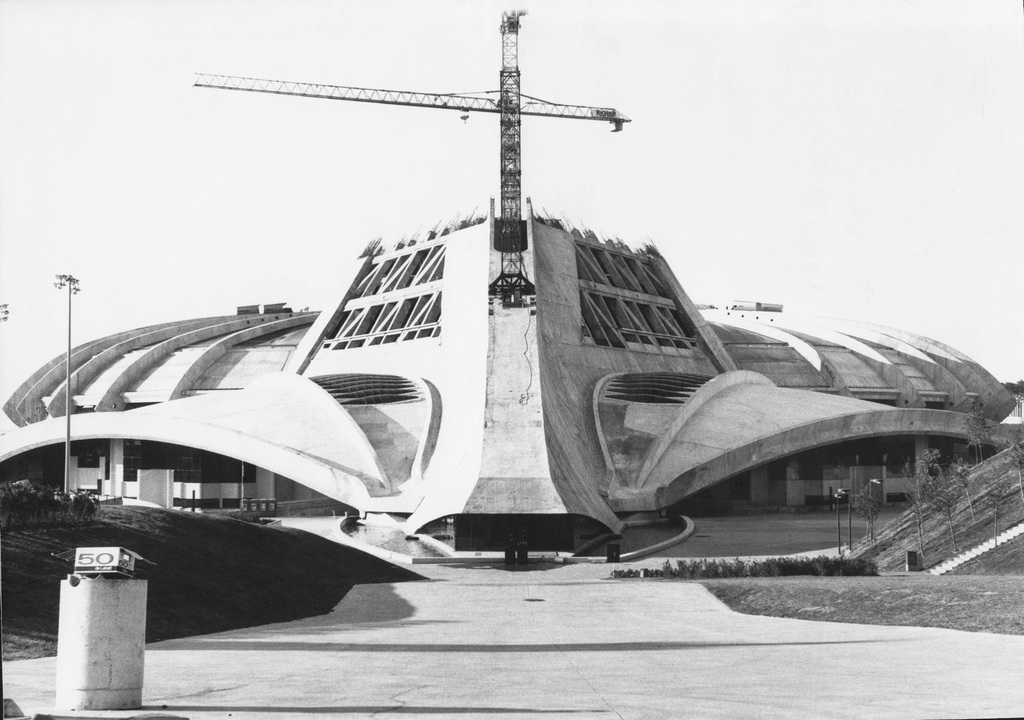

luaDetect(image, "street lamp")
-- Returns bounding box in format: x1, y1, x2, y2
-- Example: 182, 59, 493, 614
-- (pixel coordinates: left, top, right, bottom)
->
867, 478, 882, 543
0, 305, 5, 705
54, 274, 81, 494
835, 489, 847, 554
847, 486, 853, 551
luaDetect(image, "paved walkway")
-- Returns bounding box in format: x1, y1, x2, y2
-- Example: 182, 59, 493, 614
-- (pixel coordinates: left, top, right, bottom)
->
7, 561, 1024, 719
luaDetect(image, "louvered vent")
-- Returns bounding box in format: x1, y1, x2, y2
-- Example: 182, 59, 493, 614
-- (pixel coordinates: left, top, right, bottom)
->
310, 374, 422, 405
603, 373, 713, 404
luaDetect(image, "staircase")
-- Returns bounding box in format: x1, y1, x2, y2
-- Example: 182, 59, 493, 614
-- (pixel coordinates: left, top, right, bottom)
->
929, 521, 1024, 575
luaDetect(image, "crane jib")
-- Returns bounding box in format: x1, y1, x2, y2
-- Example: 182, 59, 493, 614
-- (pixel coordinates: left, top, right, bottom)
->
193, 75, 629, 126
194, 12, 629, 297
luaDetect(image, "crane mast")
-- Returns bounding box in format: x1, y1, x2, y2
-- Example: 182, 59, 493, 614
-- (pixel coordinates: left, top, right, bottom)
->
493, 10, 530, 295
195, 12, 628, 297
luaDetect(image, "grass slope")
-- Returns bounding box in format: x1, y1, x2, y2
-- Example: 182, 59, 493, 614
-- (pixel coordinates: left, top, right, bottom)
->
0, 506, 419, 660
853, 449, 1024, 572
951, 531, 1024, 575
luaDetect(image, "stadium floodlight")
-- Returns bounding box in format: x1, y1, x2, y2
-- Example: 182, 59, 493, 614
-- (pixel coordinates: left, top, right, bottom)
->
54, 275, 81, 494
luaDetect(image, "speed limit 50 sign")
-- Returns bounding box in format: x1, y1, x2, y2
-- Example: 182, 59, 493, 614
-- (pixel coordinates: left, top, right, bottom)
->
73, 547, 140, 578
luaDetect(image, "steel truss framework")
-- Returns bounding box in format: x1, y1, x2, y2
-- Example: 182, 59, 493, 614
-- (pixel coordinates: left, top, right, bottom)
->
192, 75, 629, 126
575, 241, 696, 354
196, 12, 629, 302
324, 241, 445, 350
497, 11, 524, 256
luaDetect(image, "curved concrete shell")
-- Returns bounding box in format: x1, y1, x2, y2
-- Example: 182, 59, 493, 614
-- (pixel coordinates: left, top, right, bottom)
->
0, 205, 1014, 551
602, 371, 978, 511
0, 373, 387, 507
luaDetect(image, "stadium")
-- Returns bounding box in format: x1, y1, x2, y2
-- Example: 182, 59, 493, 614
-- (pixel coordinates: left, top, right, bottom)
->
0, 200, 1014, 552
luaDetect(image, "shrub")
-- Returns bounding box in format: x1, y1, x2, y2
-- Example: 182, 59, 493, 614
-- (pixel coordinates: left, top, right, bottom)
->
610, 555, 878, 580
0, 482, 100, 531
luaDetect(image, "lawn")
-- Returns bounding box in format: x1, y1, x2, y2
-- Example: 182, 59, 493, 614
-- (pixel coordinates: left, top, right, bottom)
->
670, 507, 905, 557
700, 574, 1024, 635
0, 506, 419, 659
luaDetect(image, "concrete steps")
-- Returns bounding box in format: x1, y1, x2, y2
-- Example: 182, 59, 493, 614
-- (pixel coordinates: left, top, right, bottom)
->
929, 521, 1024, 575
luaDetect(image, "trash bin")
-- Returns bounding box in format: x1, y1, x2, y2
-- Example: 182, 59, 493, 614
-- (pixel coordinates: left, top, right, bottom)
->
606, 543, 621, 563
57, 548, 148, 710
906, 550, 920, 572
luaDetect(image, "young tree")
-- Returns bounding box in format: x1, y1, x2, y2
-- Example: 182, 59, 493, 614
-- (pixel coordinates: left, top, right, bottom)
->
949, 457, 975, 519
904, 449, 940, 562
1009, 424, 1024, 504
851, 486, 881, 544
990, 475, 1016, 546
964, 403, 993, 465
927, 466, 962, 553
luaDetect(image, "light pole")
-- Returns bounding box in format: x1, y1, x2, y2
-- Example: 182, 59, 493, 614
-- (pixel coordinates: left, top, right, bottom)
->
835, 489, 847, 554
847, 486, 853, 551
867, 478, 881, 543
54, 274, 81, 495
0, 303, 6, 707
880, 453, 888, 505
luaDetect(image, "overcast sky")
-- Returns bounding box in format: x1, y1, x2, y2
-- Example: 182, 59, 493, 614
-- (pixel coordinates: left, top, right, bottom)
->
1, 0, 1022, 427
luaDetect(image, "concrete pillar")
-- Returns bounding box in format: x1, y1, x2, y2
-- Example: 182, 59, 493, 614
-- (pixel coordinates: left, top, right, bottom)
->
785, 459, 802, 506
914, 435, 929, 461
256, 466, 275, 498
138, 468, 173, 508
67, 455, 81, 492
55, 576, 148, 710
749, 465, 768, 505
109, 438, 124, 498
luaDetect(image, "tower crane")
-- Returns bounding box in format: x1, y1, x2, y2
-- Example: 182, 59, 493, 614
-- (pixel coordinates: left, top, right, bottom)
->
195, 11, 630, 296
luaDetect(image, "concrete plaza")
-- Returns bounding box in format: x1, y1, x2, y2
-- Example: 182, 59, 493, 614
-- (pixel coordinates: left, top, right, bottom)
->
6, 560, 1024, 720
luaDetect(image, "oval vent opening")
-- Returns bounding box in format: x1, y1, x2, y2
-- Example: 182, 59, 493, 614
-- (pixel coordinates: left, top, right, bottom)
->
310, 374, 422, 405
603, 373, 713, 404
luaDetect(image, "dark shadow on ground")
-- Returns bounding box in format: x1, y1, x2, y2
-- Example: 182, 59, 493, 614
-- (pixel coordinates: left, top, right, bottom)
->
457, 562, 567, 573
161, 638, 891, 653
150, 582, 440, 644
153, 706, 605, 715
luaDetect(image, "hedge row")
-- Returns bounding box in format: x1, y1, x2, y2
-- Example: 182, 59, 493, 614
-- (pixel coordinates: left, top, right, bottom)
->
611, 556, 878, 579
0, 482, 100, 531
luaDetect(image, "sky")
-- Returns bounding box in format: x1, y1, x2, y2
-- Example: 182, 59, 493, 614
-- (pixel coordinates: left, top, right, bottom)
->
1, 0, 1023, 425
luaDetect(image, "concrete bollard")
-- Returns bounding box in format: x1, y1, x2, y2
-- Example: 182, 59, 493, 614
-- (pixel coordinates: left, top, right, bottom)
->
55, 575, 148, 710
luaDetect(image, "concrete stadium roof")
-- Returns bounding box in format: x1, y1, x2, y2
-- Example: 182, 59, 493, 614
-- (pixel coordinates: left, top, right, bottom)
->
0, 209, 1015, 536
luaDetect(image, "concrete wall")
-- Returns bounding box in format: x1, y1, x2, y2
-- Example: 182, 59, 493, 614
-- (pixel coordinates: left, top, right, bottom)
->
137, 469, 173, 507
346, 404, 424, 488
301, 221, 492, 529
532, 219, 721, 531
